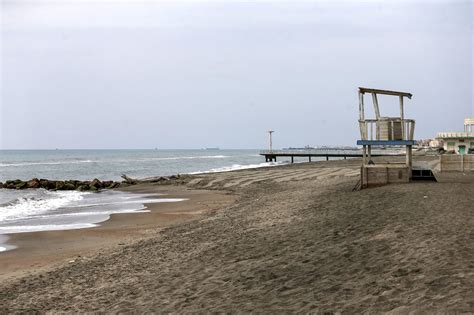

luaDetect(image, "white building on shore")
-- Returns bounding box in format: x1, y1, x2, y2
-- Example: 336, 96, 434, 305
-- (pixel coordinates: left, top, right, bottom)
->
437, 118, 474, 154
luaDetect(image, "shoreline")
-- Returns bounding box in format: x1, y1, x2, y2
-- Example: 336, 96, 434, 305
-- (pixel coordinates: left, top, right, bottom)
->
0, 184, 235, 281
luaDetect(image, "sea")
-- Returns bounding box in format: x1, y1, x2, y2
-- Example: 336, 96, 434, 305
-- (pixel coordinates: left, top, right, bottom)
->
0, 149, 287, 251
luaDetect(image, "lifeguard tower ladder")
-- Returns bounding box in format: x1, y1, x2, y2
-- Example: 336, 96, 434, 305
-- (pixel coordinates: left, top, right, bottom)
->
357, 87, 416, 188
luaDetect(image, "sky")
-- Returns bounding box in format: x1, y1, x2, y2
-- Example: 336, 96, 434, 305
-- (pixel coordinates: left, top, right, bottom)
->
1, 0, 473, 149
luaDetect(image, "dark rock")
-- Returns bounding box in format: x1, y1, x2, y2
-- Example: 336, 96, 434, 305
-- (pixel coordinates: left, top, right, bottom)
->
15, 181, 27, 189
27, 178, 41, 189
77, 184, 90, 191
0, 182, 3, 189
66, 180, 79, 187
55, 181, 66, 190
63, 183, 76, 190
40, 179, 56, 190
39, 179, 49, 188
102, 181, 113, 187
89, 185, 98, 192
5, 179, 23, 188
90, 178, 103, 189
169, 175, 179, 180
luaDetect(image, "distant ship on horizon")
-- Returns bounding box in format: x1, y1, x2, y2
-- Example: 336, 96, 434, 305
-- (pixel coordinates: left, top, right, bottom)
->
203, 147, 220, 150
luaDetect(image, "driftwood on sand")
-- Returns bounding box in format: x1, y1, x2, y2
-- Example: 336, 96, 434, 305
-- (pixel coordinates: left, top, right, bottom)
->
121, 174, 138, 185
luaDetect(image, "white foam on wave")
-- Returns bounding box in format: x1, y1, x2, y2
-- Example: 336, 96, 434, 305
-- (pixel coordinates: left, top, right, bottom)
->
0, 246, 6, 252
0, 223, 97, 234
35, 208, 150, 219
189, 161, 287, 174
63, 198, 187, 209
0, 160, 95, 167
0, 190, 88, 222
142, 155, 229, 161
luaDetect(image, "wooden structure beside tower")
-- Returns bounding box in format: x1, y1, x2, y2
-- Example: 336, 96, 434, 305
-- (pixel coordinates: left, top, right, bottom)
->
357, 87, 416, 188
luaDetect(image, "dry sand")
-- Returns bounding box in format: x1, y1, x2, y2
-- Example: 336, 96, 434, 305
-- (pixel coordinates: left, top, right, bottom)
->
0, 159, 473, 313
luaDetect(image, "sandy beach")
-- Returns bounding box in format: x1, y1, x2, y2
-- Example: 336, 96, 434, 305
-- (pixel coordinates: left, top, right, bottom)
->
0, 159, 473, 312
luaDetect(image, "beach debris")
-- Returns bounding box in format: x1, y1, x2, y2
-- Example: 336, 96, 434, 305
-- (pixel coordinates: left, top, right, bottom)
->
121, 174, 138, 185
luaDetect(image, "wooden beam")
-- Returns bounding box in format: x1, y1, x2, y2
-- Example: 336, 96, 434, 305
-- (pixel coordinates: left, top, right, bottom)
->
372, 93, 380, 119
399, 95, 405, 140
359, 91, 365, 121
406, 145, 412, 178
363, 146, 367, 165
359, 87, 412, 99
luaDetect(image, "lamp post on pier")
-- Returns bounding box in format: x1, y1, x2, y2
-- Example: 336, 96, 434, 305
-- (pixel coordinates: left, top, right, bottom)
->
268, 130, 274, 153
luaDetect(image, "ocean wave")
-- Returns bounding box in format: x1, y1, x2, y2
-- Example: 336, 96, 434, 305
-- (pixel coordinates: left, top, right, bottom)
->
0, 190, 88, 222
141, 155, 230, 161
0, 160, 95, 167
62, 198, 187, 209
0, 223, 97, 234
0, 155, 230, 167
34, 208, 150, 219
188, 161, 287, 174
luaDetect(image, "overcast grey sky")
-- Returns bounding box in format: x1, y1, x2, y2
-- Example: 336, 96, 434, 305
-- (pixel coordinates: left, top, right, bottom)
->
1, 0, 473, 149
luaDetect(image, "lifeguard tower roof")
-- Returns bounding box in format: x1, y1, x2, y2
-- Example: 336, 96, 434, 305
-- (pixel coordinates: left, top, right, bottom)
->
358, 87, 412, 99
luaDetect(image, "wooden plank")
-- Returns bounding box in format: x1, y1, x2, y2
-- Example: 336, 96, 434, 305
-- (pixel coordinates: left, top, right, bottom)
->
399, 96, 405, 139
359, 91, 365, 121
358, 87, 412, 99
371, 93, 381, 119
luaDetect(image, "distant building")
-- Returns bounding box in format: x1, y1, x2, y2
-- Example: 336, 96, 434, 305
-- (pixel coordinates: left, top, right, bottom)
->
436, 118, 474, 154
429, 139, 442, 149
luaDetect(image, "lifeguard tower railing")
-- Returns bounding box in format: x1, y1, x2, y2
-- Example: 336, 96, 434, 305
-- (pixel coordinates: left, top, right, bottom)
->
359, 118, 415, 142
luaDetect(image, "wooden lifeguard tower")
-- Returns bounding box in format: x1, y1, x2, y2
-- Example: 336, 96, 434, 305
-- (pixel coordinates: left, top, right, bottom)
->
357, 87, 416, 188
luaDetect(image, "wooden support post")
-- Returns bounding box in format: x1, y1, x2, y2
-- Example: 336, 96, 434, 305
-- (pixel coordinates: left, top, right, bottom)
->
368, 145, 372, 162
372, 93, 380, 119
309, 156, 311, 162
291, 156, 294, 164
410, 121, 415, 141
359, 92, 366, 140
362, 145, 367, 166
326, 156, 329, 161
359, 91, 365, 121
406, 145, 412, 179
399, 96, 405, 140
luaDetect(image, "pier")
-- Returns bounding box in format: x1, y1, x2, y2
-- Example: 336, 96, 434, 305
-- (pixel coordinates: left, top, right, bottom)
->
260, 149, 402, 163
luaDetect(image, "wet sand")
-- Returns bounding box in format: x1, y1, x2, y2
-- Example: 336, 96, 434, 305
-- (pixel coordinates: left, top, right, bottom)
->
0, 159, 473, 312
0, 186, 235, 281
